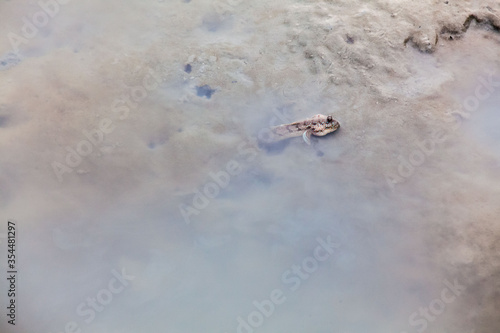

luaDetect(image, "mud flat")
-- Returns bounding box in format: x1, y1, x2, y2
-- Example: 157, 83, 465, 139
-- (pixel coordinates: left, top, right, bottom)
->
0, 0, 499, 332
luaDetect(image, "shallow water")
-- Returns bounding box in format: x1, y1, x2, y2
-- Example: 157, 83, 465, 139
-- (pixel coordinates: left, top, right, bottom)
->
0, 0, 499, 332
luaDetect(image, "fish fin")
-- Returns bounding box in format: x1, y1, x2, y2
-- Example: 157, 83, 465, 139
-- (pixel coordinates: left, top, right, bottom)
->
303, 130, 312, 145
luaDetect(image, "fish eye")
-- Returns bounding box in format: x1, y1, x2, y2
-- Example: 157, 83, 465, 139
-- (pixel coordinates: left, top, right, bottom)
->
327, 115, 332, 122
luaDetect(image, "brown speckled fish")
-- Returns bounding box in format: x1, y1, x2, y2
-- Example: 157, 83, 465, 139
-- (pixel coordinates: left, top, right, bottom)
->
269, 114, 340, 145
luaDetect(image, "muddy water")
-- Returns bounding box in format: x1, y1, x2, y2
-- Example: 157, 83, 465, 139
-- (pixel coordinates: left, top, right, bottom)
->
0, 0, 499, 332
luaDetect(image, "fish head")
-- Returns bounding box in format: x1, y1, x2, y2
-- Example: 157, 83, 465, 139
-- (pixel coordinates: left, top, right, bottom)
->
324, 115, 340, 134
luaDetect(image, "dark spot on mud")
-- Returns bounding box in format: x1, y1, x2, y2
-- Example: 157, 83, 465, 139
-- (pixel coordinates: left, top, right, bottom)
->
258, 140, 289, 155
177, 128, 183, 132
184, 64, 192, 73
346, 35, 354, 44
316, 150, 324, 157
196, 85, 215, 99
0, 53, 21, 71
